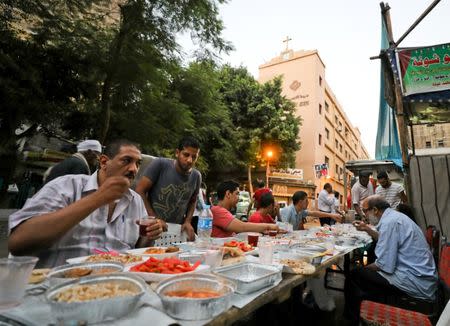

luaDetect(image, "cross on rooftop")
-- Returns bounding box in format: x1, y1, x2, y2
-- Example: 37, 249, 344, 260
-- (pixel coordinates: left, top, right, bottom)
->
283, 36, 292, 51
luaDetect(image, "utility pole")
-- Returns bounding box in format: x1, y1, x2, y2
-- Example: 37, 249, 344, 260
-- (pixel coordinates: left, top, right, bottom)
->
380, 2, 412, 199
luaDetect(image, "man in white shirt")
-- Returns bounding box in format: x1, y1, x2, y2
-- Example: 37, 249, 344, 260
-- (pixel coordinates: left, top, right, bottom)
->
351, 171, 374, 220
9, 140, 163, 268
375, 171, 407, 209
317, 183, 335, 225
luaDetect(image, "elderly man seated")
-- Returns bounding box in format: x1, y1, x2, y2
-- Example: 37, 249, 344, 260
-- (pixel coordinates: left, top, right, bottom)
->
344, 195, 437, 324
8, 139, 163, 268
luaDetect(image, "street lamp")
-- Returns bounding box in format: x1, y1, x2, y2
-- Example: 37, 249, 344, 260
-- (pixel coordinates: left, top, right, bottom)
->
266, 150, 273, 188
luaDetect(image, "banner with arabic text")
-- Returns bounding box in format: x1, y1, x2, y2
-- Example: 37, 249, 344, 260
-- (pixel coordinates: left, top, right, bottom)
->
396, 43, 450, 96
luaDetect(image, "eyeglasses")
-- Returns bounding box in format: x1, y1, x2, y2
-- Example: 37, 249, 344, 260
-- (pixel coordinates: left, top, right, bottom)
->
362, 207, 373, 214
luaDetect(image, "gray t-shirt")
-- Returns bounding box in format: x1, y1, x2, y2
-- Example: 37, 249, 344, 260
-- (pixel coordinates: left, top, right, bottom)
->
143, 158, 201, 224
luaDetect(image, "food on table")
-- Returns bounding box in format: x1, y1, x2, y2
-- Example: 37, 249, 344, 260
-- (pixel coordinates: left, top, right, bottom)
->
91, 267, 119, 275
223, 240, 254, 252
85, 254, 142, 264
130, 257, 200, 274
143, 246, 180, 254
28, 268, 50, 284
220, 246, 245, 266
53, 282, 139, 303
280, 259, 316, 275
64, 268, 93, 278
164, 289, 221, 299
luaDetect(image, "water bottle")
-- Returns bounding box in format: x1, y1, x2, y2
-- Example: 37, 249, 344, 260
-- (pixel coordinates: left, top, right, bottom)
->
197, 204, 213, 240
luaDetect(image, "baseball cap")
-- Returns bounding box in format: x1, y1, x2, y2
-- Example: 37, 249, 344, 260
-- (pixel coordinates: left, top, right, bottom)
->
77, 140, 102, 153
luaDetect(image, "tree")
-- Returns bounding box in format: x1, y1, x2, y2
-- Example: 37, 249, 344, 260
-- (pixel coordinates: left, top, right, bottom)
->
218, 65, 301, 187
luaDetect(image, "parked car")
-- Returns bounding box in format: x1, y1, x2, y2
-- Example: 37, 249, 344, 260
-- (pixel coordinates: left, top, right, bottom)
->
235, 191, 250, 221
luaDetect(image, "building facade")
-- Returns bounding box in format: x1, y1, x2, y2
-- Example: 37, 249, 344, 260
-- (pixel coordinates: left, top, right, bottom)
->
258, 49, 369, 208
410, 123, 450, 150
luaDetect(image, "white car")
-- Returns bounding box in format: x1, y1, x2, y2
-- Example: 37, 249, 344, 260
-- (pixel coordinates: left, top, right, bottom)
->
235, 191, 250, 221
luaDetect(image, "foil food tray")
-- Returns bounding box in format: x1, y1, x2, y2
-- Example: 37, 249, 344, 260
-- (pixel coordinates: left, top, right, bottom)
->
47, 261, 124, 286
156, 273, 235, 320
46, 273, 146, 324
214, 262, 282, 294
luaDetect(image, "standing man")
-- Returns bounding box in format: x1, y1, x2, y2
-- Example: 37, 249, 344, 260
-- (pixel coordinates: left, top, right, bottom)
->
211, 180, 279, 238
375, 171, 407, 209
351, 171, 374, 220
344, 195, 437, 324
136, 136, 201, 241
9, 139, 163, 268
44, 139, 102, 184
280, 191, 342, 230
317, 183, 335, 225
248, 192, 276, 224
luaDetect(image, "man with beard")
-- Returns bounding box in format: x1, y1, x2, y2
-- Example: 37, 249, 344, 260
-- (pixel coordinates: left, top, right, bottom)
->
344, 195, 437, 324
136, 136, 201, 241
44, 139, 102, 184
8, 140, 163, 268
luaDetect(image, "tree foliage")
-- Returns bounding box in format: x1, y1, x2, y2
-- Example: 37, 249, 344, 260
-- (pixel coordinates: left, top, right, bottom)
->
0, 0, 300, 193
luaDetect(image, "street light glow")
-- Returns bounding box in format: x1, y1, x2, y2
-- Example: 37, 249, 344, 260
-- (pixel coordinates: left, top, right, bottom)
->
266, 150, 273, 158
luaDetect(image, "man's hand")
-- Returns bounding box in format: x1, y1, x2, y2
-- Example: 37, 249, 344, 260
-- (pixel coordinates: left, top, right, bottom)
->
332, 213, 343, 223
95, 176, 130, 205
353, 220, 368, 232
158, 218, 168, 232
136, 218, 163, 240
181, 222, 195, 241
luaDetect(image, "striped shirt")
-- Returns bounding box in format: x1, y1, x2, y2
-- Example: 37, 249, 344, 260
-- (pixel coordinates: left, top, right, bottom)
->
9, 172, 147, 268
375, 183, 404, 209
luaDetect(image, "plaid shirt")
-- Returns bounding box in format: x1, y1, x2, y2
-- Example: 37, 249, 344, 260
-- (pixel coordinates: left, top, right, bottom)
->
9, 172, 147, 268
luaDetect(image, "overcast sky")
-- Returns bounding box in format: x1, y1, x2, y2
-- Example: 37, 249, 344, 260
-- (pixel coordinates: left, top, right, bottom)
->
197, 0, 448, 157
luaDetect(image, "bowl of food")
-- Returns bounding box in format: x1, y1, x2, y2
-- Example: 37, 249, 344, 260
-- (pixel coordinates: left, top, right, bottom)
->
47, 262, 124, 286
46, 273, 146, 324
155, 273, 235, 320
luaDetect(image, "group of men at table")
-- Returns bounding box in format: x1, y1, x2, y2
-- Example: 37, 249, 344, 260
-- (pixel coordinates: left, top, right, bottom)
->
7, 137, 436, 324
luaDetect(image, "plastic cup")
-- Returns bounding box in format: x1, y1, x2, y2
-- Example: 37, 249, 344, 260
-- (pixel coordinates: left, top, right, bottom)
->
203, 248, 224, 270
0, 256, 38, 310
258, 241, 273, 264
139, 216, 155, 237
247, 233, 260, 247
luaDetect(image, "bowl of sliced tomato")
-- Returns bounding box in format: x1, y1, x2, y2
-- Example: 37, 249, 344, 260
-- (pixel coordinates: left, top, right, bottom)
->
127, 257, 209, 282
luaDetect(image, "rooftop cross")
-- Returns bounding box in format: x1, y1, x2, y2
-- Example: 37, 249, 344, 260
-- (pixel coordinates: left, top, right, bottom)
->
282, 36, 292, 51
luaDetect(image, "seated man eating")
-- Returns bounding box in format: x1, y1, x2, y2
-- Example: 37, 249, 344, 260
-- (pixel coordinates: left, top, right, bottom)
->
344, 195, 437, 324
8, 139, 163, 268
211, 180, 279, 238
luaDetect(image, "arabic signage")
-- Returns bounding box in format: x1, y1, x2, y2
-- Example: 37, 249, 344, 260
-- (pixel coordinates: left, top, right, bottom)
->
397, 43, 450, 96
270, 168, 303, 181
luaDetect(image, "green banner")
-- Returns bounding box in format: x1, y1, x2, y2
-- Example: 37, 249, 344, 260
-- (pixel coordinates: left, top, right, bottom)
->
397, 43, 450, 96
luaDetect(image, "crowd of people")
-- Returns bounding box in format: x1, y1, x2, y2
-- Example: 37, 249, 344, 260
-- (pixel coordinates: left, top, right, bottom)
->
7, 136, 437, 325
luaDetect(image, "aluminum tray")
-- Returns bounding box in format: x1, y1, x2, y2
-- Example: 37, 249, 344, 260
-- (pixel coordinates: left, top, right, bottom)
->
156, 273, 235, 320
47, 261, 124, 286
46, 273, 146, 324
214, 262, 282, 294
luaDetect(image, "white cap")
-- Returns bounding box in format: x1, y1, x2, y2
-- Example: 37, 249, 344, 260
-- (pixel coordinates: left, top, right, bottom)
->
77, 140, 102, 153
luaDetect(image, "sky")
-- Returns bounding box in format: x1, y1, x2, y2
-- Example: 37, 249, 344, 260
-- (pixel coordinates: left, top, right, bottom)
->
184, 0, 449, 157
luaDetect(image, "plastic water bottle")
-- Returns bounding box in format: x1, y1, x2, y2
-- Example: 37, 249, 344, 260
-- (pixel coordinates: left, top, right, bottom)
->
197, 204, 213, 240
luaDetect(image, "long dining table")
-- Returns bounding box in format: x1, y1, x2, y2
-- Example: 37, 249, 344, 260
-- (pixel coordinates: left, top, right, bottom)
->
1, 226, 372, 326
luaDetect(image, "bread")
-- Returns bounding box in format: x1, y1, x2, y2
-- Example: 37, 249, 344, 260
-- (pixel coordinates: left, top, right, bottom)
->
221, 247, 245, 266
28, 268, 50, 284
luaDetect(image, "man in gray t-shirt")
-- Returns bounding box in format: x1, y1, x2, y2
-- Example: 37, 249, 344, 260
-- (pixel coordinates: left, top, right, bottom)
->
136, 136, 201, 241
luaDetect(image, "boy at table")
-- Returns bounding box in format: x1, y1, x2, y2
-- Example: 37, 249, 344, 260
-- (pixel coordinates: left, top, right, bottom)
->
8, 140, 163, 268
248, 192, 276, 224
211, 180, 279, 238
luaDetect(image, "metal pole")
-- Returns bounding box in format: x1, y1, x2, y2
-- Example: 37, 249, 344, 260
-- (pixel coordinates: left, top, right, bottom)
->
395, 0, 442, 47
266, 160, 270, 189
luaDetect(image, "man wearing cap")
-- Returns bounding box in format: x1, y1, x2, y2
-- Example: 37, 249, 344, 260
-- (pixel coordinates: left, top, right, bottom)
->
44, 140, 102, 184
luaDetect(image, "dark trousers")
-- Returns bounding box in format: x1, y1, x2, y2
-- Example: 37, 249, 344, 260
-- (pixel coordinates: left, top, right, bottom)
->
319, 210, 333, 226
344, 267, 406, 325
